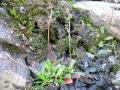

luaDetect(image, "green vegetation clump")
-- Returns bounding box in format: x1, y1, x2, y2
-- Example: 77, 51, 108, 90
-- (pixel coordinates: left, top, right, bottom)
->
1, 42, 21, 53
111, 64, 120, 74
77, 10, 118, 53
32, 59, 76, 90
1, 0, 57, 51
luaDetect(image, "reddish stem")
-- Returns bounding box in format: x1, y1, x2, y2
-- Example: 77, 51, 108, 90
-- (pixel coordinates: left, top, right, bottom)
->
47, 6, 53, 64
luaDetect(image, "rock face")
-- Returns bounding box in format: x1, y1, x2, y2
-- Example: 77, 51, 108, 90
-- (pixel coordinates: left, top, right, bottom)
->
0, 50, 32, 90
74, 1, 120, 40
0, 7, 31, 53
0, 19, 31, 53
112, 70, 120, 84
0, 8, 32, 89
0, 20, 21, 47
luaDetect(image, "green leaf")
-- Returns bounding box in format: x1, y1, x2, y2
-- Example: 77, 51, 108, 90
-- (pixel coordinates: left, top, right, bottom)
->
58, 79, 64, 84
38, 74, 46, 81
56, 66, 64, 76
100, 27, 105, 35
104, 36, 113, 41
56, 68, 63, 76
66, 8, 72, 20
64, 74, 71, 78
44, 59, 51, 71
68, 13, 72, 19
10, 7, 17, 17
98, 41, 104, 47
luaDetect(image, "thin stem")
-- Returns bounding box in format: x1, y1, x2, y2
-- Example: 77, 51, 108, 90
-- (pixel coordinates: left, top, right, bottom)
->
47, 6, 53, 63
68, 19, 71, 59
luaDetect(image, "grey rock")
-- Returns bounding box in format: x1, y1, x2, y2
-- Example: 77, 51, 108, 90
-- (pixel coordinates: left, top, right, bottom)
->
60, 85, 69, 90
87, 85, 97, 90
96, 49, 108, 58
0, 7, 9, 17
0, 51, 32, 90
80, 54, 90, 70
0, 19, 30, 53
95, 75, 106, 86
69, 85, 75, 90
112, 70, 120, 85
86, 52, 95, 60
101, 63, 107, 69
0, 20, 20, 46
74, 79, 81, 88
108, 56, 116, 64
19, 6, 27, 14
74, 1, 120, 40
88, 67, 97, 73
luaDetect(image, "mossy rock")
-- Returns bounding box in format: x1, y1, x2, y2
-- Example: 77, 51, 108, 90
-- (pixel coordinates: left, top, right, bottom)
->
1, 0, 98, 60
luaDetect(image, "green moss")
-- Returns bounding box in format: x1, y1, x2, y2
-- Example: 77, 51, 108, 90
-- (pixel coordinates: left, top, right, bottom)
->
111, 64, 120, 74
57, 37, 77, 56
1, 0, 50, 36
2, 42, 21, 53
78, 10, 96, 29
1, 0, 51, 51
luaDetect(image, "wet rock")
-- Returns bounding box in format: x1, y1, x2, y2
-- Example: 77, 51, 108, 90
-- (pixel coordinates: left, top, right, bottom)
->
0, 50, 32, 90
74, 1, 120, 40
